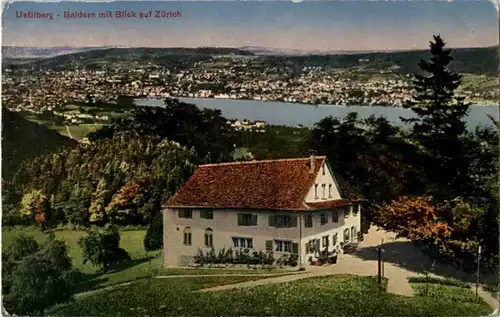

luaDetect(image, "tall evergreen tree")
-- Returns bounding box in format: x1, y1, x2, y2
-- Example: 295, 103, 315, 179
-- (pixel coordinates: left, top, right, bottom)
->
402, 35, 470, 138
402, 35, 472, 198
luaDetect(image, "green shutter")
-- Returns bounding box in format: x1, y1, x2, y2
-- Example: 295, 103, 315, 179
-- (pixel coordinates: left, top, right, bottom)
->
305, 243, 310, 253
332, 210, 338, 222
305, 215, 313, 228
290, 215, 297, 227
237, 214, 243, 226
204, 233, 208, 246
316, 239, 320, 251
251, 214, 258, 225
200, 210, 206, 219
292, 243, 298, 254
269, 215, 276, 227
265, 240, 273, 251
179, 210, 185, 218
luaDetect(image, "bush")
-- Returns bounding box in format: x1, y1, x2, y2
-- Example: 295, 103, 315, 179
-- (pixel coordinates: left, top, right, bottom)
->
3, 235, 79, 316
276, 254, 298, 267
194, 247, 275, 266
5, 254, 74, 316
4, 234, 40, 261
407, 276, 470, 288
2, 206, 29, 226
144, 213, 163, 251
78, 225, 131, 270
2, 235, 40, 294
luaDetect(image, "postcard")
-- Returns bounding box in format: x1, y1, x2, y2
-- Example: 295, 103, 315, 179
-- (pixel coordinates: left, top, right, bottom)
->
1, 0, 499, 316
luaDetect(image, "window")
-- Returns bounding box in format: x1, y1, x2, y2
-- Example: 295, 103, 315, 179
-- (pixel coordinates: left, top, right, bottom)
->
351, 226, 356, 241
322, 165, 325, 175
354, 204, 360, 215
305, 215, 313, 228
332, 233, 338, 246
275, 240, 292, 253
308, 239, 321, 253
314, 184, 319, 199
238, 213, 257, 226
183, 227, 192, 245
200, 209, 213, 219
179, 209, 192, 219
269, 215, 297, 228
276, 215, 291, 228
322, 235, 329, 248
232, 237, 253, 249
328, 184, 332, 198
320, 212, 328, 225
332, 210, 339, 223
344, 228, 350, 243
344, 207, 350, 218
204, 228, 213, 247
321, 184, 326, 199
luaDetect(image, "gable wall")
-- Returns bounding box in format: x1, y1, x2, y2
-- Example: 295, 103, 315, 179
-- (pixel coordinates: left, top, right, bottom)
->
304, 160, 342, 202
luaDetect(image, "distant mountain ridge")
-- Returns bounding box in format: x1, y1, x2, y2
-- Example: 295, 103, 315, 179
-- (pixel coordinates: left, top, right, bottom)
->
4, 44, 497, 58
238, 46, 413, 56
2, 46, 124, 59
2, 45, 497, 76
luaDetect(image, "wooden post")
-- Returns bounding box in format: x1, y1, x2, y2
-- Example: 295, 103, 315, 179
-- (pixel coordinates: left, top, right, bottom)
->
476, 245, 481, 298
299, 214, 303, 270
381, 239, 384, 278
377, 247, 382, 291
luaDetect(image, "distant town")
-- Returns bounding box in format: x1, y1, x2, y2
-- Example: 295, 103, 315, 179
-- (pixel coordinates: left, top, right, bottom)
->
2, 48, 498, 127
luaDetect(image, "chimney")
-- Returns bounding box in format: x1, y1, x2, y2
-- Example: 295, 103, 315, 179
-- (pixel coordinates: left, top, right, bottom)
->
309, 150, 317, 173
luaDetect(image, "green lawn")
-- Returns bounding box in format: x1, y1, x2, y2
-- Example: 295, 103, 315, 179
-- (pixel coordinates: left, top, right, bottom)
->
412, 283, 483, 304
409, 278, 486, 306
51, 276, 275, 316
50, 275, 492, 317
53, 124, 103, 140
2, 227, 295, 294
2, 227, 151, 274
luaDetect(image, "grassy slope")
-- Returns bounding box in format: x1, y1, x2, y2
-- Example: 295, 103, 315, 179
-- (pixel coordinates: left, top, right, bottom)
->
52, 124, 103, 140
51, 275, 492, 317
2, 227, 292, 293
1, 108, 77, 179
2, 227, 151, 274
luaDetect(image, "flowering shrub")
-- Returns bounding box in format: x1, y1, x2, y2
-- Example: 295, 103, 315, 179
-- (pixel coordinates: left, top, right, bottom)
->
276, 254, 298, 267
194, 247, 274, 266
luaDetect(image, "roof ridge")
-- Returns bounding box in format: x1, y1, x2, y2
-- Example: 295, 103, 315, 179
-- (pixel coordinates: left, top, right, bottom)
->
200, 156, 326, 167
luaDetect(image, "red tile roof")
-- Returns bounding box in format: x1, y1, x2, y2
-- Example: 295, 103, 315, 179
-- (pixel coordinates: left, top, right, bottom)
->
165, 156, 350, 211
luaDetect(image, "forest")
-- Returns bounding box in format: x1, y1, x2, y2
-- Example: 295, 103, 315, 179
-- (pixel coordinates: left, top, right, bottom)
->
2, 35, 499, 272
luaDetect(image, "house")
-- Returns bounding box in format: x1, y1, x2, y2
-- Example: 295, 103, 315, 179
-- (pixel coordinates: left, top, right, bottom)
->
163, 156, 362, 267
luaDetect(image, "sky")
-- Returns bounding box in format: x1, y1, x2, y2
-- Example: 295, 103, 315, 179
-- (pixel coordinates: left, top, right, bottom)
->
2, 0, 498, 51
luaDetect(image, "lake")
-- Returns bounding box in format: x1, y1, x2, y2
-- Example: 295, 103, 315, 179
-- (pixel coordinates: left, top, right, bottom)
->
135, 97, 499, 130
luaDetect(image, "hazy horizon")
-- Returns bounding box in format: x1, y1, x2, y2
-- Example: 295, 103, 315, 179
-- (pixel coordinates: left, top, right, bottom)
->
3, 0, 498, 51
2, 43, 498, 51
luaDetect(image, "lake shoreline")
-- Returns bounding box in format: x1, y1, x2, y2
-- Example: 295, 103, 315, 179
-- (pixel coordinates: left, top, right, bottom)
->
134, 96, 497, 108
134, 97, 498, 130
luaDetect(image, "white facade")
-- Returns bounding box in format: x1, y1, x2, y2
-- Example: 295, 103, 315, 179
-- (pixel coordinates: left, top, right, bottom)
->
304, 161, 342, 202
163, 157, 363, 267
